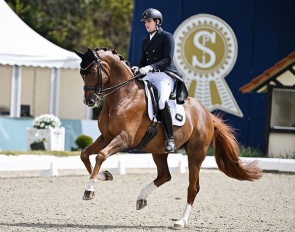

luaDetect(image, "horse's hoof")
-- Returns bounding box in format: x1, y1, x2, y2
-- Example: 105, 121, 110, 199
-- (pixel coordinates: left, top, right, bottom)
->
103, 170, 113, 181
82, 190, 95, 200
173, 223, 184, 230
173, 219, 187, 230
136, 199, 147, 210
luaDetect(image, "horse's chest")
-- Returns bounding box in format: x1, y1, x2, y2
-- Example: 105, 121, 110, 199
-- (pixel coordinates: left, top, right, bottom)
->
99, 113, 124, 136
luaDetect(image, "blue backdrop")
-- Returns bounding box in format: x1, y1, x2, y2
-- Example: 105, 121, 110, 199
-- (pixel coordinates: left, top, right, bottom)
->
128, 0, 295, 152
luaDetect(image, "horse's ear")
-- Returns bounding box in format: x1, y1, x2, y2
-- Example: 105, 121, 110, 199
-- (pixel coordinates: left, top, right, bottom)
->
87, 47, 99, 60
73, 49, 84, 59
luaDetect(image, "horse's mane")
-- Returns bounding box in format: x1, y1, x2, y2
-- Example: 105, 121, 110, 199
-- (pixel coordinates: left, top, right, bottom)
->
94, 47, 131, 69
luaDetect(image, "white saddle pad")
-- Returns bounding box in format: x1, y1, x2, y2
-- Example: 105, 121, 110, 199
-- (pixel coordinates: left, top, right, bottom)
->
142, 80, 186, 127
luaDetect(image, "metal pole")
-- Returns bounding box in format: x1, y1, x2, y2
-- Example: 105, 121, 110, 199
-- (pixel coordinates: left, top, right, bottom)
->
49, 68, 60, 116
10, 65, 22, 118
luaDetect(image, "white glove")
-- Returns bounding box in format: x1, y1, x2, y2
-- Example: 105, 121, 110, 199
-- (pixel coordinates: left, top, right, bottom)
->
131, 66, 139, 74
139, 65, 153, 75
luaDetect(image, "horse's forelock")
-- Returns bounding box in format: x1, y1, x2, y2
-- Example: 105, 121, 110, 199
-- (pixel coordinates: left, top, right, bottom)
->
81, 56, 94, 70
80, 49, 99, 70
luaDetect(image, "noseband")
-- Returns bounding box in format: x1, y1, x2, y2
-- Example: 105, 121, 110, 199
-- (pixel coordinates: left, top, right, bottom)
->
80, 50, 139, 103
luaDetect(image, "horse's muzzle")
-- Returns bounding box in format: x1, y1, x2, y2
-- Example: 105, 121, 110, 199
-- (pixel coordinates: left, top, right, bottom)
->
84, 98, 96, 108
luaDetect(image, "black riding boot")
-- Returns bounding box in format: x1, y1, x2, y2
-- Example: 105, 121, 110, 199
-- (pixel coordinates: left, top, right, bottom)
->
161, 102, 176, 153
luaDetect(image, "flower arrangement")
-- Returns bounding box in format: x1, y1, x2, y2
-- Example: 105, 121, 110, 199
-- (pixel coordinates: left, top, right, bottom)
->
32, 114, 61, 129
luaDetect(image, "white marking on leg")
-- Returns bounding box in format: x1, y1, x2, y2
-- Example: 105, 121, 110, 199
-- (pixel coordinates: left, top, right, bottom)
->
85, 178, 97, 191
175, 203, 192, 228
138, 182, 157, 200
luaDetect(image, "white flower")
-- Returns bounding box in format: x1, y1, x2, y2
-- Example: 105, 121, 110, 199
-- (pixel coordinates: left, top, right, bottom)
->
32, 114, 61, 129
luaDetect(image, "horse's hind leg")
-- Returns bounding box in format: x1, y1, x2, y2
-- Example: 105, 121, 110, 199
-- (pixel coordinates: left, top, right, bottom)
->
174, 153, 204, 229
136, 153, 171, 210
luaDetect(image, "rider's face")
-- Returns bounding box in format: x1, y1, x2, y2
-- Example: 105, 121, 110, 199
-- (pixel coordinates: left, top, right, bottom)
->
144, 18, 157, 33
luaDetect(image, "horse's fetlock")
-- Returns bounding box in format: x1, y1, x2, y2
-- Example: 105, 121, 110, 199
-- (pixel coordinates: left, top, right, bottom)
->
164, 174, 172, 183
160, 174, 171, 184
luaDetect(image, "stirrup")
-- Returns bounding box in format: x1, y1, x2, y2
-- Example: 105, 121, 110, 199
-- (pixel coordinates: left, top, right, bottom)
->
165, 139, 175, 153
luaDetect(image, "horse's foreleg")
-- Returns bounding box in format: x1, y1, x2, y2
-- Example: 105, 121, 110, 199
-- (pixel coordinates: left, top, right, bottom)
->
83, 132, 128, 200
81, 148, 113, 180
80, 149, 93, 175
80, 136, 108, 175
136, 153, 171, 210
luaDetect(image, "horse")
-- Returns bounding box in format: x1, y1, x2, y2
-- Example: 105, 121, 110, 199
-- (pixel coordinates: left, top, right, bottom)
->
73, 47, 262, 229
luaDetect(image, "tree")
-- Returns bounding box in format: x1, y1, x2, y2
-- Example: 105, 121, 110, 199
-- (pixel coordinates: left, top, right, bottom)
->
6, 0, 133, 58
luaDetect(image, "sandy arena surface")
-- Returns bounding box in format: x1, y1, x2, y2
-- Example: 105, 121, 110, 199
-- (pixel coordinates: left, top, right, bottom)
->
0, 169, 294, 232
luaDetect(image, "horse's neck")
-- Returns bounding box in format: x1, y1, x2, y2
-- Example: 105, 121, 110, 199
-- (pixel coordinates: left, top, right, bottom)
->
106, 58, 133, 85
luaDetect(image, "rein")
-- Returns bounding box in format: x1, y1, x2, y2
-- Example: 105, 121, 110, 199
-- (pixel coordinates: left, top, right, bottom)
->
97, 73, 139, 100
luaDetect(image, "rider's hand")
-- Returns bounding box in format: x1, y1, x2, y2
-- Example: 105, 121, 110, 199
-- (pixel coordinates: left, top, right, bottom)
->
139, 65, 153, 75
131, 66, 139, 75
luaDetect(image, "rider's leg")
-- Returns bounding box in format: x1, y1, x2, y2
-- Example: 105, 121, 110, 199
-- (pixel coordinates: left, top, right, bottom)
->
153, 75, 176, 153
160, 101, 175, 152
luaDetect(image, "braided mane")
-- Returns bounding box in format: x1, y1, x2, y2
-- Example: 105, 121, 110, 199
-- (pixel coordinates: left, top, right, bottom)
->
94, 47, 131, 68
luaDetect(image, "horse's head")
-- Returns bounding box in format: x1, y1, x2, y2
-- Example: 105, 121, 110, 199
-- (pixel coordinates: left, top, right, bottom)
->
73, 47, 110, 107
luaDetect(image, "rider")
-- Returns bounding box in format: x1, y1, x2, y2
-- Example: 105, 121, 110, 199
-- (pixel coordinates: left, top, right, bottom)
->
135, 8, 188, 153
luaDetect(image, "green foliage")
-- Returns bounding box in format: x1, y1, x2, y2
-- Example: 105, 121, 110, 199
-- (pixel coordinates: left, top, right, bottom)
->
75, 134, 93, 149
6, 0, 133, 58
239, 145, 264, 157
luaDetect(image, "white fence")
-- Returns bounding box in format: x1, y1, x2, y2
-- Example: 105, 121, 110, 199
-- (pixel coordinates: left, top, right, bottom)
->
0, 153, 294, 177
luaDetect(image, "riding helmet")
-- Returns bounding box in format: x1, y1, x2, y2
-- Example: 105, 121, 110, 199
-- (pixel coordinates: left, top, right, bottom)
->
141, 8, 163, 26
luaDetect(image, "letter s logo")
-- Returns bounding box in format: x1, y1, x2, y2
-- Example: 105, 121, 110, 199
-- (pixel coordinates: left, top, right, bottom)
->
192, 31, 216, 69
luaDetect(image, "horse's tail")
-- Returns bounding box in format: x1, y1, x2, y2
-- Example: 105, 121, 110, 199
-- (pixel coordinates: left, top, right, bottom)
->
211, 114, 263, 181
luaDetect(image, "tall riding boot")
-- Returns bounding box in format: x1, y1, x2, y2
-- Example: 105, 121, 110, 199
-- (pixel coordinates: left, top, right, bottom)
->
161, 102, 176, 153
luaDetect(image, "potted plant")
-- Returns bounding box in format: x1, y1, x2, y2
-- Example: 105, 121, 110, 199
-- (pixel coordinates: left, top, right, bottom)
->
27, 114, 65, 151
75, 134, 93, 150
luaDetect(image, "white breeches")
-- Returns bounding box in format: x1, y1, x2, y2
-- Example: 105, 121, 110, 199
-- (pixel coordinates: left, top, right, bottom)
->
142, 72, 175, 109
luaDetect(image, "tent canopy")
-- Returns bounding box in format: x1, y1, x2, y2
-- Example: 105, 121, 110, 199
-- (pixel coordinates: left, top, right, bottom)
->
0, 0, 80, 69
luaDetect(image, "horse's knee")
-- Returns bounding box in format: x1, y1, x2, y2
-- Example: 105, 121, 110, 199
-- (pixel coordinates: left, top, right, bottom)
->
80, 149, 89, 161
95, 153, 107, 163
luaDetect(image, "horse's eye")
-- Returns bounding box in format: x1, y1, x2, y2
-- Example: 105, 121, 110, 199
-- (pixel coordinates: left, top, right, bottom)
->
90, 71, 97, 77
80, 70, 89, 75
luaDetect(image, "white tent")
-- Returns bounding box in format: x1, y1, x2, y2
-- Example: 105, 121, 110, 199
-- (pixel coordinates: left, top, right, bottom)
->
0, 0, 81, 117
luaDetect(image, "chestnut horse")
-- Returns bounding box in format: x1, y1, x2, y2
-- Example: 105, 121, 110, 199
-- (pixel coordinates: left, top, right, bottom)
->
74, 47, 262, 229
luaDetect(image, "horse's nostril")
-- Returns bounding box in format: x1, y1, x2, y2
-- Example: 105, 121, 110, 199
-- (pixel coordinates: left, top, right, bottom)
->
84, 98, 95, 107
85, 99, 95, 107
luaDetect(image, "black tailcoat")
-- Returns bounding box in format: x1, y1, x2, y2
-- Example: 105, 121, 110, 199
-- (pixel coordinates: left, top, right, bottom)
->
139, 28, 188, 104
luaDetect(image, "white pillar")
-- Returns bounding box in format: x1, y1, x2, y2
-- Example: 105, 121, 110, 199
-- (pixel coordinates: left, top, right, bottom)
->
85, 107, 92, 119
49, 68, 60, 116
10, 65, 22, 118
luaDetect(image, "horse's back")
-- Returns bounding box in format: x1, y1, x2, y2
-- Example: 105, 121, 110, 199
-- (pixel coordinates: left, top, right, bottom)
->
177, 97, 215, 150
183, 97, 214, 129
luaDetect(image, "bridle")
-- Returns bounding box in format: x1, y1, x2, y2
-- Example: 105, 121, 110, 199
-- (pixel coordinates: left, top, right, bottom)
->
80, 50, 139, 103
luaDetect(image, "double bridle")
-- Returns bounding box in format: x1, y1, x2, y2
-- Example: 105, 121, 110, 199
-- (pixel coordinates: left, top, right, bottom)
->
80, 52, 139, 103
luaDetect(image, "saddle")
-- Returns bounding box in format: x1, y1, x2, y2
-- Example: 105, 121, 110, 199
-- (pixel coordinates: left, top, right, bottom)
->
142, 80, 186, 126
130, 79, 186, 151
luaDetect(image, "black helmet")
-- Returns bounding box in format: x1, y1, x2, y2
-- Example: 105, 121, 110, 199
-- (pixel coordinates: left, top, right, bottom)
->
141, 8, 163, 26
